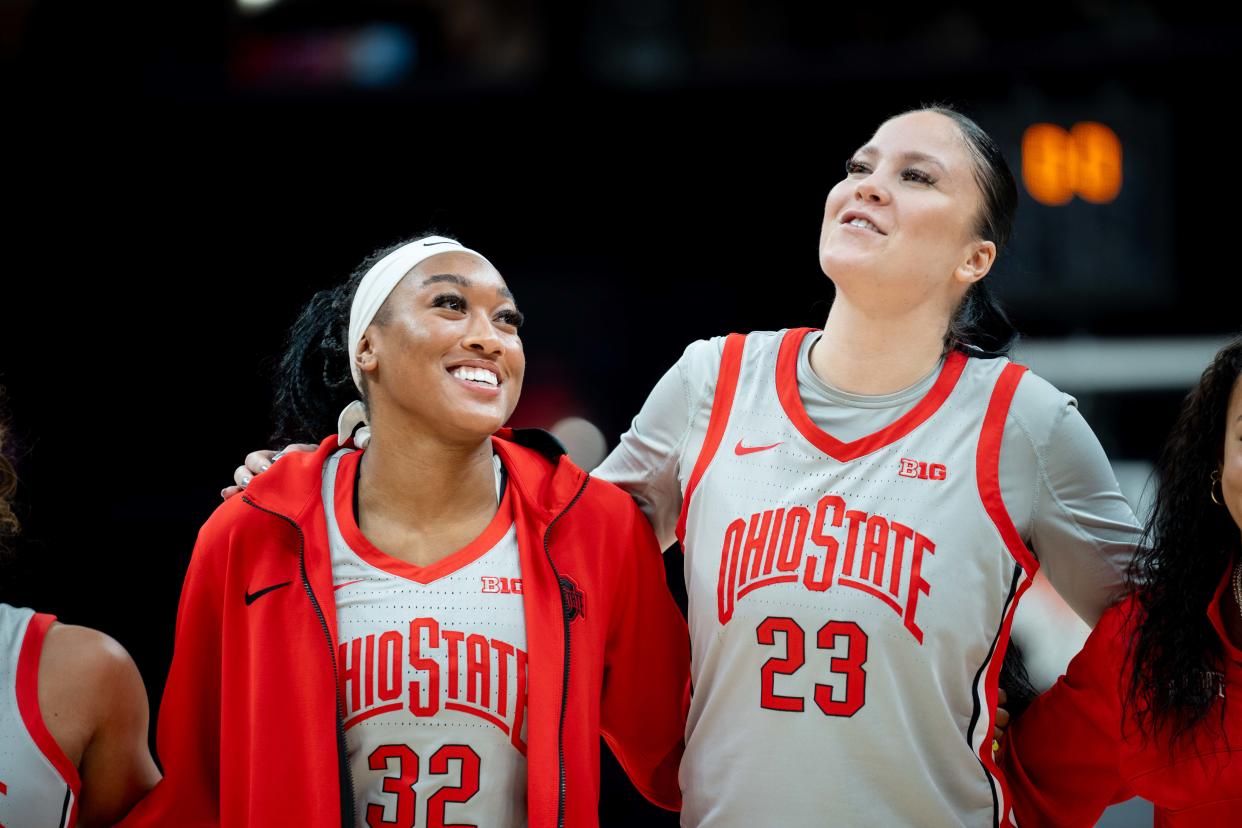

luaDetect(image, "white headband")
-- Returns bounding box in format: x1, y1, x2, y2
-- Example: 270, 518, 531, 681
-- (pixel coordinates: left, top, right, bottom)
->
347, 235, 493, 391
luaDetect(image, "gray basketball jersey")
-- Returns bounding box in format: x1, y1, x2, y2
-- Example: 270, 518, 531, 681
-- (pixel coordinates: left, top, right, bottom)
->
678, 329, 1031, 828
323, 449, 528, 828
0, 604, 78, 828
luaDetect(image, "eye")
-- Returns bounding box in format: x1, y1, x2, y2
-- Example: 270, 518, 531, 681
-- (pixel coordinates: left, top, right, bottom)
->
901, 167, 936, 185
432, 293, 466, 312
496, 309, 524, 328
845, 158, 870, 175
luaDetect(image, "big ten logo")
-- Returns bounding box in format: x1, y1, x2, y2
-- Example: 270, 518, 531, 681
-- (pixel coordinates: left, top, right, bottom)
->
897, 458, 946, 481
481, 576, 523, 594
1022, 122, 1122, 206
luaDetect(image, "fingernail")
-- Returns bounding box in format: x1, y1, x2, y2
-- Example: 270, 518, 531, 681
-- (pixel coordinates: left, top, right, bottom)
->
220, 488, 229, 499
241, 475, 251, 485
260, 464, 270, 472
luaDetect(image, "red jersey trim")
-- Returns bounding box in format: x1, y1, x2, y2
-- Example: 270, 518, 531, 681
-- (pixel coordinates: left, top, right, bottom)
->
980, 570, 1036, 828
15, 613, 83, 806
975, 362, 1039, 575
333, 450, 516, 584
676, 333, 747, 548
775, 327, 969, 462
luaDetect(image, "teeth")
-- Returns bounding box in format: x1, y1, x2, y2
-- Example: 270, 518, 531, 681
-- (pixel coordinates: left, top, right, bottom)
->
450, 366, 499, 386
848, 217, 881, 233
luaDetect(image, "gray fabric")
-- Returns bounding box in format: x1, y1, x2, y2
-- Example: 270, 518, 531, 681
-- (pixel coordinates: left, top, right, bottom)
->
596, 330, 1140, 626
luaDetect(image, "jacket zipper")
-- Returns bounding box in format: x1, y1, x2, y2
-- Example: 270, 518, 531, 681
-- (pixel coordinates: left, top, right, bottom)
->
243, 496, 357, 827
541, 475, 590, 828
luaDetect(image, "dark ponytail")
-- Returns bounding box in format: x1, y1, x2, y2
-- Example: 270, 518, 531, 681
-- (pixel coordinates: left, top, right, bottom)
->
918, 104, 1020, 357
271, 233, 456, 444
946, 281, 1017, 357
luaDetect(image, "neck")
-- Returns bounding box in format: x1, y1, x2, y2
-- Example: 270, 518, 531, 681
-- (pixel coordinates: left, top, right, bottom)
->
357, 417, 497, 530
812, 295, 951, 395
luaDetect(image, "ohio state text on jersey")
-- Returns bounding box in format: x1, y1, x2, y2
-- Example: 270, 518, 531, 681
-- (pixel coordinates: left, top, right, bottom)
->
324, 449, 529, 828
677, 329, 1036, 828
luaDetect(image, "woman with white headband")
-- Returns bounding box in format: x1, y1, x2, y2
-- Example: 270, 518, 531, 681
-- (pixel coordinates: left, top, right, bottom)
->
120, 236, 690, 828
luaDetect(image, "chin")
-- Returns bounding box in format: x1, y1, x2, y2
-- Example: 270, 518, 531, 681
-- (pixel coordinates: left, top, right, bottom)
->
448, 407, 512, 440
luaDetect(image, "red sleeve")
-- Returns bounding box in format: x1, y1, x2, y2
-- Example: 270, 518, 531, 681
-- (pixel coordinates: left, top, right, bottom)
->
598, 496, 691, 811
115, 502, 239, 828
999, 600, 1137, 827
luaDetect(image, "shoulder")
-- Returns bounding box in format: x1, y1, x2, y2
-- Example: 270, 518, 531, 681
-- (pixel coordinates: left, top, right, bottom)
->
574, 474, 659, 546
581, 472, 644, 516
1002, 361, 1076, 420
985, 359, 1080, 449
38, 622, 148, 761
677, 330, 786, 365
198, 438, 340, 548
675, 330, 786, 383
40, 622, 138, 689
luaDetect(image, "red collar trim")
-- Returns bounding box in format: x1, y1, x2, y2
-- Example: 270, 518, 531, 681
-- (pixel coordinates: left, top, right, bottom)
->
333, 450, 515, 585
775, 327, 969, 462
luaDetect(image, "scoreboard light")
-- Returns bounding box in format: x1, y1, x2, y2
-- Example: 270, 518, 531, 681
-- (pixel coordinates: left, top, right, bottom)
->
1021, 122, 1123, 206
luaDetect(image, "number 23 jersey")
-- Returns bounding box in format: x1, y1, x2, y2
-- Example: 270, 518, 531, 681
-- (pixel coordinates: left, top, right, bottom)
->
678, 328, 1036, 828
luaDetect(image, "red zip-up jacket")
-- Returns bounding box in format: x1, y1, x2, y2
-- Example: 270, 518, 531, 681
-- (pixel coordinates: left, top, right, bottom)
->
999, 568, 1242, 826
119, 430, 690, 828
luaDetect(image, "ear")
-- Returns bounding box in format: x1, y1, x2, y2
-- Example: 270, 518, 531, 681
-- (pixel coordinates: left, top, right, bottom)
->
354, 328, 380, 378
954, 239, 997, 286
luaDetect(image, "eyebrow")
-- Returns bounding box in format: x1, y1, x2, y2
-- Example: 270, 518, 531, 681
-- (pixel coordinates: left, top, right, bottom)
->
855, 146, 948, 172
421, 272, 514, 300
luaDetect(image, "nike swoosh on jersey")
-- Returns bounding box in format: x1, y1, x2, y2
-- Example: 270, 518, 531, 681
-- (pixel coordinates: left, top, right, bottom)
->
734, 439, 783, 456
244, 581, 292, 605
333, 579, 364, 592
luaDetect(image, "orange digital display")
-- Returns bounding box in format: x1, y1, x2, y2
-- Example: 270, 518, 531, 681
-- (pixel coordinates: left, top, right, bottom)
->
1021, 122, 1122, 206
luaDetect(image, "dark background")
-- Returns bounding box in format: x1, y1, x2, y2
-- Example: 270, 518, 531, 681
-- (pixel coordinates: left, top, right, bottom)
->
2, 1, 1239, 824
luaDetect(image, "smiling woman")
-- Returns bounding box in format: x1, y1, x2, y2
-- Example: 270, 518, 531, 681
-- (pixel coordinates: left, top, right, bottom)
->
118, 235, 691, 828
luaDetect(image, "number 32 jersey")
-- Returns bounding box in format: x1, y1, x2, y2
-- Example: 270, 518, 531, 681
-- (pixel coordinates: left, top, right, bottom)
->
678, 329, 1036, 828
323, 449, 529, 828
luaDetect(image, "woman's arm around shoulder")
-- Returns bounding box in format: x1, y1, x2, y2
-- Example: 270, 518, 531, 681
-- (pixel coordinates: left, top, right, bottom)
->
595, 337, 726, 550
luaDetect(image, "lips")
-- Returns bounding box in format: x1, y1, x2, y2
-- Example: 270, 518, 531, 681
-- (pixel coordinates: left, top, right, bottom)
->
444, 360, 504, 397
839, 210, 887, 235
448, 365, 499, 386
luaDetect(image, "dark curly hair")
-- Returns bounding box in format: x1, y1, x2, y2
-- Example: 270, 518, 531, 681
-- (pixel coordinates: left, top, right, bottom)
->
1126, 335, 1242, 745
271, 233, 457, 445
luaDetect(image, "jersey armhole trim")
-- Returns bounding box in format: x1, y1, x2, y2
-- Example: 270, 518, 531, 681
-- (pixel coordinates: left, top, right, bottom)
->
675, 333, 747, 548
15, 613, 83, 800
976, 362, 1039, 576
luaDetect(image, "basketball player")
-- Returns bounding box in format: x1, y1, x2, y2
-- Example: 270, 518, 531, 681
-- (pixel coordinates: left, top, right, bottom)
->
122, 237, 690, 828
231, 108, 1141, 826
0, 417, 160, 827
592, 107, 1142, 827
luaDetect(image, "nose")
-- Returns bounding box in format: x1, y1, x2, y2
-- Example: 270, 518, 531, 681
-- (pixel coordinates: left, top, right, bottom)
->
462, 310, 505, 357
854, 176, 890, 205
